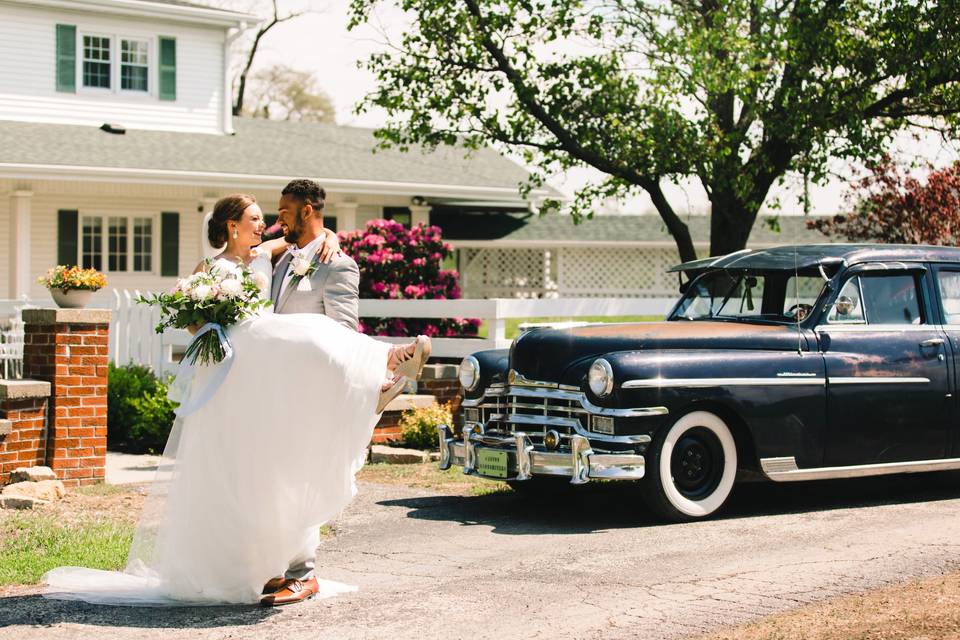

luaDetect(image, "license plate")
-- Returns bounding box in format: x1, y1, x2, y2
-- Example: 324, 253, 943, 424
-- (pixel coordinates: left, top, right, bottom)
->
476, 449, 509, 478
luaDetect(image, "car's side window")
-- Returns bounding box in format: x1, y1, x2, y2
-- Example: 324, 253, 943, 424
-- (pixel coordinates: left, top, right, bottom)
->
826, 277, 866, 324
827, 274, 923, 325
936, 270, 960, 324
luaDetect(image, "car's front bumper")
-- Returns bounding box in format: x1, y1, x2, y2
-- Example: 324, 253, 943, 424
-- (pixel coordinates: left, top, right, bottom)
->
436, 425, 646, 484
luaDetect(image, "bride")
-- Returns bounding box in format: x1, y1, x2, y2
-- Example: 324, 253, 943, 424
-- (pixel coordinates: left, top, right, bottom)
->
43, 194, 431, 607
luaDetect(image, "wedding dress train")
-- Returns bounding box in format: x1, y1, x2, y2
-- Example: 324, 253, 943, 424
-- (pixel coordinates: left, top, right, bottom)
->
44, 253, 390, 606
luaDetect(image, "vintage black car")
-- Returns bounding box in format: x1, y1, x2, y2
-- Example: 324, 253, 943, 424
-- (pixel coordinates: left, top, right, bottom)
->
438, 244, 960, 521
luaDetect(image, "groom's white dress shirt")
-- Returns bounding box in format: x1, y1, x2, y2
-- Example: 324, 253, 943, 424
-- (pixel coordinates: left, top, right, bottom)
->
276, 236, 323, 301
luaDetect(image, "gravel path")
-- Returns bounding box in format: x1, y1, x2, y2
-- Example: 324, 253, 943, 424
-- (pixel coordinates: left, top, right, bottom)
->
2, 471, 960, 639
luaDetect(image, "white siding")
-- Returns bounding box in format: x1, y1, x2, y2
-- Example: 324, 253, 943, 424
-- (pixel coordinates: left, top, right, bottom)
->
0, 3, 226, 134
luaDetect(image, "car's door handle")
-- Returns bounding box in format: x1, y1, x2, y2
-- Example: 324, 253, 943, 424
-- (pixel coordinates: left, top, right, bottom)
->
920, 338, 945, 347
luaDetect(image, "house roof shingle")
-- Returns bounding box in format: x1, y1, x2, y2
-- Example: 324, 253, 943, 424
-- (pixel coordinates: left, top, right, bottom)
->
0, 118, 545, 195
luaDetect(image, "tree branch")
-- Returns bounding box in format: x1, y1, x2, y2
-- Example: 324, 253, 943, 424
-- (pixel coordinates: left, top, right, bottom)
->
233, 0, 306, 116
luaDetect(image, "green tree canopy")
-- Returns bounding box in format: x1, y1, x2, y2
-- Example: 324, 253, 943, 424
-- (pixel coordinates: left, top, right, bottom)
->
348, 0, 960, 260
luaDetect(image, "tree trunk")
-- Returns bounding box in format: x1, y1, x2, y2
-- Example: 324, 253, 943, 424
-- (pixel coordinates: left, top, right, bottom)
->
709, 191, 758, 257
648, 181, 698, 263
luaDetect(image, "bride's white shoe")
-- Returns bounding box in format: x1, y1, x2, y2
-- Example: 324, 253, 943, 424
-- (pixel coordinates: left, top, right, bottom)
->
376, 375, 407, 413
390, 336, 432, 380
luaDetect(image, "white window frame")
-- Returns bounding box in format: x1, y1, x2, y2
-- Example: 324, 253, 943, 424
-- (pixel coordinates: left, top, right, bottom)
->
79, 32, 113, 92
77, 214, 158, 275
119, 37, 150, 94
76, 31, 156, 98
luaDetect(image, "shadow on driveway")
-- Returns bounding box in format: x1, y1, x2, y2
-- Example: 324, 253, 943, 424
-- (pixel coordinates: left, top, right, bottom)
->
0, 596, 280, 629
378, 470, 960, 533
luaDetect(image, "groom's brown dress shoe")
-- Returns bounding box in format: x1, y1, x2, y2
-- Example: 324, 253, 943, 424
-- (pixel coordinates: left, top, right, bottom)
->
260, 577, 319, 606
261, 576, 286, 595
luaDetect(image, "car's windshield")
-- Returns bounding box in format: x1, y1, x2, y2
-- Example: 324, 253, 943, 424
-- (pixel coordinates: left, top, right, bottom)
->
671, 269, 828, 323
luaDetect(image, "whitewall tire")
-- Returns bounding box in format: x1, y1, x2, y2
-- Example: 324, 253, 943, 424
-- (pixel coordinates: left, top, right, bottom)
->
643, 410, 737, 521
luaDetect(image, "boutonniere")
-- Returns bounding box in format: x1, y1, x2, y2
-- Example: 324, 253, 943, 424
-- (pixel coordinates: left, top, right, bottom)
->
289, 252, 319, 292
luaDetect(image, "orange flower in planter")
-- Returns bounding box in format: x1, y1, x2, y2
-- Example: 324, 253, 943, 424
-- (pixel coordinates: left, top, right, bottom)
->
38, 265, 107, 292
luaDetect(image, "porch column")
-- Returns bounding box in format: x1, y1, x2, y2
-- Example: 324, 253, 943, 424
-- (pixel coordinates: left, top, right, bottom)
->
335, 202, 359, 232
8, 190, 32, 299
410, 204, 431, 229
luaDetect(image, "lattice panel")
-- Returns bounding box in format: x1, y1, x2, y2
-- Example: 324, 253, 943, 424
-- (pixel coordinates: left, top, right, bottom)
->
557, 247, 680, 297
459, 248, 558, 298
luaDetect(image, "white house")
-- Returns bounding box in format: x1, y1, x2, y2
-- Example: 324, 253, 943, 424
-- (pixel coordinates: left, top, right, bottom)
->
0, 0, 554, 304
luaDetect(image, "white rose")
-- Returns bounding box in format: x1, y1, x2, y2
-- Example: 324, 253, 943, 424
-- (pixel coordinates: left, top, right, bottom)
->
219, 278, 243, 298
192, 284, 213, 300
251, 272, 270, 291
291, 256, 311, 276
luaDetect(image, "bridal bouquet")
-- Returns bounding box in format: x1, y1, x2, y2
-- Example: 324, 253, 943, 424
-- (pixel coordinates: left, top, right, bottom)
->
138, 259, 271, 365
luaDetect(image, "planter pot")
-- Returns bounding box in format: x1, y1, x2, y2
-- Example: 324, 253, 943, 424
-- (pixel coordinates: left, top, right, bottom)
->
50, 289, 94, 309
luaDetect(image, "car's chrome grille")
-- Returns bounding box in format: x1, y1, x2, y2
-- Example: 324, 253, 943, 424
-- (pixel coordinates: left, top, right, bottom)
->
472, 387, 587, 442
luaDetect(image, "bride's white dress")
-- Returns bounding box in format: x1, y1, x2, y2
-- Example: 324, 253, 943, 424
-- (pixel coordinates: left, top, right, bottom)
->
43, 251, 390, 606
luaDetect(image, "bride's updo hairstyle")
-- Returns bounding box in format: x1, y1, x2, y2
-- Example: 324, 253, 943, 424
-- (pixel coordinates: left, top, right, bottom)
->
209, 194, 256, 248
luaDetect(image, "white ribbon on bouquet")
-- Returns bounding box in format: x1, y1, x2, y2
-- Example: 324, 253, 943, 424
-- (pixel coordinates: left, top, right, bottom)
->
167, 323, 235, 418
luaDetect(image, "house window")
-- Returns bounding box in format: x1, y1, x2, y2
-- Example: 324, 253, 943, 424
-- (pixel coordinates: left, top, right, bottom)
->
133, 218, 153, 272
383, 207, 411, 227
81, 216, 103, 270
80, 215, 153, 273
82, 35, 111, 89
120, 39, 149, 92
108, 217, 128, 271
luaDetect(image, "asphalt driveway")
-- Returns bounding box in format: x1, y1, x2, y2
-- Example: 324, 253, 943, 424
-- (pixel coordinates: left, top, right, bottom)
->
2, 472, 960, 639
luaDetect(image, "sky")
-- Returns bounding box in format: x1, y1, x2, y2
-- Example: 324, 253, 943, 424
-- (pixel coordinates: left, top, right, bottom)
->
230, 0, 960, 219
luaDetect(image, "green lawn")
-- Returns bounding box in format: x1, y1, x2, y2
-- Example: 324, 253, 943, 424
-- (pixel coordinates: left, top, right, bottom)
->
0, 512, 134, 586
476, 315, 663, 340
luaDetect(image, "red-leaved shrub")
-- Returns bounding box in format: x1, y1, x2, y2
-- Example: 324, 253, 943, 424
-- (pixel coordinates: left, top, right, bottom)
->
338, 219, 481, 337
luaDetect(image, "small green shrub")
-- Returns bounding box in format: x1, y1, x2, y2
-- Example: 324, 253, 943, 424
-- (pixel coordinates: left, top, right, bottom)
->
107, 363, 176, 453
399, 402, 452, 450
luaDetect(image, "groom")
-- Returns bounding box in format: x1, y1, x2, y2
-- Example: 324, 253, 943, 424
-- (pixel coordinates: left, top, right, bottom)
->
260, 178, 361, 606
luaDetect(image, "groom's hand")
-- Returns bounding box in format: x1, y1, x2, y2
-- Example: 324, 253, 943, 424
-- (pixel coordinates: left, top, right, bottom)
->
318, 229, 342, 264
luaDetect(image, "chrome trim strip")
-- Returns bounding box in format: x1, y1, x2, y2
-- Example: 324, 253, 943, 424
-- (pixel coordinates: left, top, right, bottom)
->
444, 441, 646, 481
828, 376, 930, 385
622, 377, 825, 389
468, 385, 668, 418
815, 324, 937, 333
763, 457, 960, 482
759, 456, 799, 474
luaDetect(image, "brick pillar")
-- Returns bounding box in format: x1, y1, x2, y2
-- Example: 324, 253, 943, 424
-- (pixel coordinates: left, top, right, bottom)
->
0, 380, 50, 485
22, 308, 111, 487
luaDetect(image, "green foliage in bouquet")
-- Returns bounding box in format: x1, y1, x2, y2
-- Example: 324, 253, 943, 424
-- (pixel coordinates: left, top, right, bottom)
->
137, 259, 271, 365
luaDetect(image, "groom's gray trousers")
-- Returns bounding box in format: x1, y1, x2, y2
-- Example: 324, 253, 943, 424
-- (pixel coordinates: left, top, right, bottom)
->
272, 251, 361, 581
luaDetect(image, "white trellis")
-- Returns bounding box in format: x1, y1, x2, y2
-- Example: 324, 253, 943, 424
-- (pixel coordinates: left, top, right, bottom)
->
457, 245, 682, 299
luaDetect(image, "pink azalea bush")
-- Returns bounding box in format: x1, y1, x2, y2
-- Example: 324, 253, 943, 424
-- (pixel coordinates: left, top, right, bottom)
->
338, 220, 481, 337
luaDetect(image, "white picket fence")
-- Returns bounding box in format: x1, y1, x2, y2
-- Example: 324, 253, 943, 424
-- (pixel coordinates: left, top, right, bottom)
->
1, 293, 676, 378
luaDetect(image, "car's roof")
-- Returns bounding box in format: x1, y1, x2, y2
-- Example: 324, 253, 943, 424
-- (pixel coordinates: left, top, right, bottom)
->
668, 243, 960, 273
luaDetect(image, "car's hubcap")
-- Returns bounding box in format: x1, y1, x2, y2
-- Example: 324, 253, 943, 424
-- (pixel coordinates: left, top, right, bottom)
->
670, 427, 724, 499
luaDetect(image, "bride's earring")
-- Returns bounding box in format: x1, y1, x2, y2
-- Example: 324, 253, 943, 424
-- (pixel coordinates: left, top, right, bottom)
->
232, 227, 238, 239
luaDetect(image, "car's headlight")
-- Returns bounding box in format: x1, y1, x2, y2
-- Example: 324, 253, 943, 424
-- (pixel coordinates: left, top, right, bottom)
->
459, 355, 480, 391
588, 358, 614, 398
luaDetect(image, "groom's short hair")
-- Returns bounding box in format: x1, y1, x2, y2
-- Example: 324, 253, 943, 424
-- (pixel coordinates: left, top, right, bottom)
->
282, 179, 326, 211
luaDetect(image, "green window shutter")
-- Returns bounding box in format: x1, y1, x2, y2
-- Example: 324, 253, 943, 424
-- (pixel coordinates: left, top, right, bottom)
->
161, 212, 179, 276
55, 24, 76, 93
57, 210, 79, 266
158, 37, 176, 101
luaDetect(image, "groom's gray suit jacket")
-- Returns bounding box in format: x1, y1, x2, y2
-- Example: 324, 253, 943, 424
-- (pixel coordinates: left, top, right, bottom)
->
271, 251, 360, 331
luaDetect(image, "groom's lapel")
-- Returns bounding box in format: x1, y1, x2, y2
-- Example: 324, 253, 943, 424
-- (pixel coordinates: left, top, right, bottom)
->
276, 250, 321, 313
272, 253, 292, 307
